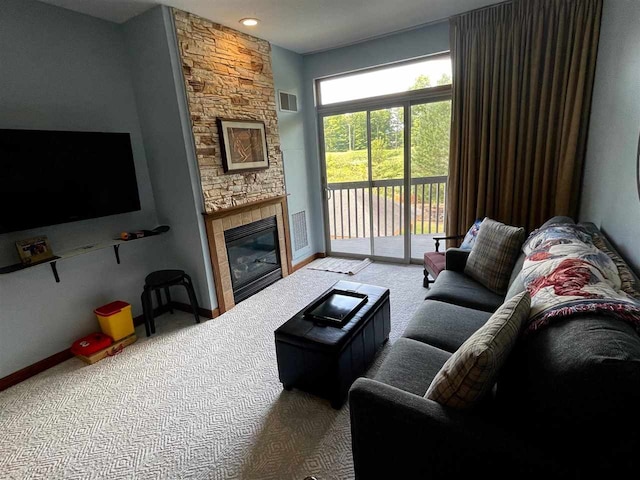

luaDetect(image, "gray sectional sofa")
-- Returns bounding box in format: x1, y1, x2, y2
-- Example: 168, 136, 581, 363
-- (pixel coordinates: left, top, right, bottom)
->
349, 216, 640, 479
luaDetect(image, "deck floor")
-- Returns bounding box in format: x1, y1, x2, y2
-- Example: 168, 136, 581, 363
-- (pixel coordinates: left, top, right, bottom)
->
330, 234, 439, 260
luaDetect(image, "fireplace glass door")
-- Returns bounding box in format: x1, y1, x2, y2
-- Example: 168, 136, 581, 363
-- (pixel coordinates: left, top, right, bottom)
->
225, 216, 282, 303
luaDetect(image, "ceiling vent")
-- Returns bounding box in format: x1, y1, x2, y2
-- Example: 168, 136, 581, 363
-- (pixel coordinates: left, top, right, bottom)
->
279, 91, 298, 113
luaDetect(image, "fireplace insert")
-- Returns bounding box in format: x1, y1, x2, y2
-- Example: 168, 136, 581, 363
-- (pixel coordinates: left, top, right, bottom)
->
224, 216, 282, 303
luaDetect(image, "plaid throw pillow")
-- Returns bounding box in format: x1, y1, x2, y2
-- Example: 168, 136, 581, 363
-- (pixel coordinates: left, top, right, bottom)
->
425, 291, 531, 409
464, 218, 525, 295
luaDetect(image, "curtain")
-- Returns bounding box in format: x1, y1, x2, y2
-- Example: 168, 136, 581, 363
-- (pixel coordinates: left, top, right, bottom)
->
446, 0, 602, 240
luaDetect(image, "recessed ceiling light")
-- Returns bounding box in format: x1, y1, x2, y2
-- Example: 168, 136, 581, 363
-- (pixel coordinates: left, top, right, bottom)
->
239, 18, 259, 27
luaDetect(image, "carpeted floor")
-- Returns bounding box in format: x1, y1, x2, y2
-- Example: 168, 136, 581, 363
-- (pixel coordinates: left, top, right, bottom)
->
0, 260, 426, 480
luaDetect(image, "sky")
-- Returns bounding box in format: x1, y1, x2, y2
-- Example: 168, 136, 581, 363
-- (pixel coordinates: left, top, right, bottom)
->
319, 57, 452, 105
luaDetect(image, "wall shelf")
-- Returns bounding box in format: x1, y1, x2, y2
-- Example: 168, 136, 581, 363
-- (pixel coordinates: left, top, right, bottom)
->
0, 230, 167, 283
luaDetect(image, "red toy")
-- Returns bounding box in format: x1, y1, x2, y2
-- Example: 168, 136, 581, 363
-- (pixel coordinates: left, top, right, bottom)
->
71, 333, 113, 356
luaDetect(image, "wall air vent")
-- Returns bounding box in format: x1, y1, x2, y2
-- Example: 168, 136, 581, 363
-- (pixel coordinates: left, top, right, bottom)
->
292, 210, 308, 251
279, 91, 298, 112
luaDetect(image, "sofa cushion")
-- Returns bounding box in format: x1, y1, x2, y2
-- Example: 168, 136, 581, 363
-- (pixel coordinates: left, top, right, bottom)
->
505, 272, 526, 301
586, 225, 640, 299
424, 270, 505, 312
507, 253, 525, 289
497, 316, 640, 470
425, 292, 531, 409
445, 248, 471, 272
373, 338, 451, 396
499, 316, 640, 426
403, 300, 492, 353
464, 218, 526, 295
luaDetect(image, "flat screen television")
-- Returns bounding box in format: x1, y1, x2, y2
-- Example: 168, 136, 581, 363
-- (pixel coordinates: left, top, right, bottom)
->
0, 128, 141, 234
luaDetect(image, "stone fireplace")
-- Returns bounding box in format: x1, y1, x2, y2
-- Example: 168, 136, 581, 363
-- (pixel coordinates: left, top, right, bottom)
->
173, 9, 293, 312
204, 196, 292, 313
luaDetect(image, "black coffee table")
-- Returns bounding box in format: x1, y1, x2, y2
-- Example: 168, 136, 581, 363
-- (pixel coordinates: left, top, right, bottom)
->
274, 280, 390, 408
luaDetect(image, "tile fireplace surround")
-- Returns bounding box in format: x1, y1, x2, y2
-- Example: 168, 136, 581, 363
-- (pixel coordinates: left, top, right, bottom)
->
204, 195, 293, 313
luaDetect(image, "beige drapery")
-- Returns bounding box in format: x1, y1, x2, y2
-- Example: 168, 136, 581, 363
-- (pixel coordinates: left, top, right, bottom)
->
446, 0, 602, 239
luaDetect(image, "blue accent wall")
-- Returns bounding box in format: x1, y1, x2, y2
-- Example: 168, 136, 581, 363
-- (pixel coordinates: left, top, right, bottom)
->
0, 0, 169, 377
271, 45, 314, 264
580, 0, 640, 272
123, 6, 216, 309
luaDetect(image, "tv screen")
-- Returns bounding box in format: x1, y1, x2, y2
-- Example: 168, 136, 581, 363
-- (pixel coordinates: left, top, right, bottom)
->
0, 129, 141, 234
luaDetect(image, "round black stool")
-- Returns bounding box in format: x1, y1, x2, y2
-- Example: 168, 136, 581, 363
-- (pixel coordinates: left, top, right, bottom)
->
141, 269, 200, 337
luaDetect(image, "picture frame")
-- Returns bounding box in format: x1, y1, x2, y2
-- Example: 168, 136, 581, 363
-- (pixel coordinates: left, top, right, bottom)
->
217, 118, 269, 173
15, 236, 55, 265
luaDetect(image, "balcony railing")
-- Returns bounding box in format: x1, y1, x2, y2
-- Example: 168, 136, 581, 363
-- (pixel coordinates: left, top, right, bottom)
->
327, 176, 447, 239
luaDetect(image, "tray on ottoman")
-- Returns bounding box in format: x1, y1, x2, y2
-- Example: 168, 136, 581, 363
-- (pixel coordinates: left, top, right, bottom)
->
303, 288, 368, 327
274, 280, 390, 408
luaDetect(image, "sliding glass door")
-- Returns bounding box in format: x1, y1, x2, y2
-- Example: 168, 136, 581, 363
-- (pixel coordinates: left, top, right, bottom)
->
370, 107, 405, 260
322, 111, 372, 257
409, 100, 451, 260
317, 55, 453, 263
321, 106, 406, 260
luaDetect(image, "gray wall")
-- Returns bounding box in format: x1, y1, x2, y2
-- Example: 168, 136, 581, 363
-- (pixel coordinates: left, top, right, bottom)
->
301, 21, 451, 253
271, 45, 314, 264
580, 0, 640, 272
123, 6, 216, 309
0, 0, 169, 377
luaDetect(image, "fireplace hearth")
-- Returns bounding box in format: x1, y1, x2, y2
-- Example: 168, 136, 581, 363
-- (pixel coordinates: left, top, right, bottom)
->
205, 195, 291, 313
224, 216, 282, 303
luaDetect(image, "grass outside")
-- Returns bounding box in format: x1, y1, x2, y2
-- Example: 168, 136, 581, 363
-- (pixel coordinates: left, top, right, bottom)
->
326, 149, 403, 183
412, 221, 446, 235
326, 148, 447, 236
326, 149, 448, 197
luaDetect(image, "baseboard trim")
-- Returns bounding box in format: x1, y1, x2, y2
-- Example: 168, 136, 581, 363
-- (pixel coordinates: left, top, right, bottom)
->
133, 304, 170, 326
0, 348, 73, 392
292, 252, 327, 273
171, 301, 218, 319
2, 302, 219, 392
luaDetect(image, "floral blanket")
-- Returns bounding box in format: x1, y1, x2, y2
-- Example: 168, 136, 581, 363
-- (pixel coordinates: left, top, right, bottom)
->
520, 224, 640, 334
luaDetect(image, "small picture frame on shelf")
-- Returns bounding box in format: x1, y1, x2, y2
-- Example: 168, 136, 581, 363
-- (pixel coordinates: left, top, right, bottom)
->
15, 236, 55, 265
217, 118, 269, 173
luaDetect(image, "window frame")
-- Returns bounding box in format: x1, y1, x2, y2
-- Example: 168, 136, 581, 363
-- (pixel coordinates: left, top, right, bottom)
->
315, 52, 452, 110
316, 53, 453, 264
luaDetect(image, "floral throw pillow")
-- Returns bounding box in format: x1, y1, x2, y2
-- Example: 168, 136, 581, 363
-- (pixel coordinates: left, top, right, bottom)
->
460, 219, 483, 250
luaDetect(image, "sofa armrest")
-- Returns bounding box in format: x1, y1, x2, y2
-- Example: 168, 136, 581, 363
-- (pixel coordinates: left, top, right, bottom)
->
349, 378, 554, 479
445, 247, 470, 272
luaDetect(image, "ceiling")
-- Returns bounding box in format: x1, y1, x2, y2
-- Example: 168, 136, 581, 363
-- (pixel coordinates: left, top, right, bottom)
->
36, 0, 497, 54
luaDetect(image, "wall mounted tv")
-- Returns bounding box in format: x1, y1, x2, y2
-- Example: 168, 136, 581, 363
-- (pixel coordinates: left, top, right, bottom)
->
0, 129, 141, 234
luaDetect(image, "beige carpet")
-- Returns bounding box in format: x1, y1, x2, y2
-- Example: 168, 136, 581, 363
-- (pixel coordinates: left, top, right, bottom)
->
0, 260, 426, 480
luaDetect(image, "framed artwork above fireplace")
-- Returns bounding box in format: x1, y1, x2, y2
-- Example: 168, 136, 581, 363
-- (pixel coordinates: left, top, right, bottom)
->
217, 118, 269, 173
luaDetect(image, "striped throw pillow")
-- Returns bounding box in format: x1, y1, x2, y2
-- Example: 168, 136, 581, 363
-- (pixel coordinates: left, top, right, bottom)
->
425, 291, 531, 409
464, 218, 525, 295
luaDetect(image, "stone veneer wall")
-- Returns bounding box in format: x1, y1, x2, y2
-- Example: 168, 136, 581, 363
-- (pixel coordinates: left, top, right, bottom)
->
173, 9, 285, 213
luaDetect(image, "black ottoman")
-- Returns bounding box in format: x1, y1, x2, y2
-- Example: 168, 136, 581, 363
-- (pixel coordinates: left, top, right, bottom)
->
274, 280, 391, 408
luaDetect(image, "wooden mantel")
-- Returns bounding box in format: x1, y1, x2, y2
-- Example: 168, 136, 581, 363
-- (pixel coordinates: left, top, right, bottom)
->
204, 195, 289, 220
203, 195, 293, 314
